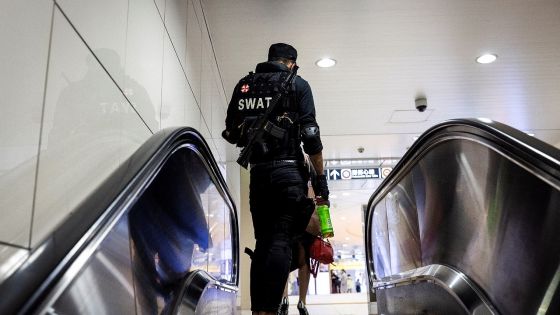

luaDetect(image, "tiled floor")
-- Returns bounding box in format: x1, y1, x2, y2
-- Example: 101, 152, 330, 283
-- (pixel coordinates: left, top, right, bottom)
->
240, 293, 375, 315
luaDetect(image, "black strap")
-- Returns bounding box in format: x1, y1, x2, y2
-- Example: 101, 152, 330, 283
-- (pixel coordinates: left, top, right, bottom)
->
244, 247, 254, 259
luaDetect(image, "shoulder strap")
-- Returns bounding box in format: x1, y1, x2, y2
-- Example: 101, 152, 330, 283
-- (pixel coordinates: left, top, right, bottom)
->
258, 69, 298, 119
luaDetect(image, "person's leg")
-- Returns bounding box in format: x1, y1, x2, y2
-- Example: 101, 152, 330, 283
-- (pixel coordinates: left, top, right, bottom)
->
296, 242, 310, 315
251, 164, 313, 313
297, 243, 310, 304
277, 279, 289, 315
250, 231, 292, 313
250, 169, 291, 314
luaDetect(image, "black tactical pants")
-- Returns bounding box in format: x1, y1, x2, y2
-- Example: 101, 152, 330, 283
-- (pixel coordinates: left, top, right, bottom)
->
249, 162, 314, 312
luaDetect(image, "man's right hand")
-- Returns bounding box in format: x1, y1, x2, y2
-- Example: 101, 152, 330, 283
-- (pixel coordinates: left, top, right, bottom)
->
313, 174, 330, 202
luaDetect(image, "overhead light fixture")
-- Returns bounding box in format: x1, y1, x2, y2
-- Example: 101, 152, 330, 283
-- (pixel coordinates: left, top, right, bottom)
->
476, 54, 497, 64
315, 58, 336, 68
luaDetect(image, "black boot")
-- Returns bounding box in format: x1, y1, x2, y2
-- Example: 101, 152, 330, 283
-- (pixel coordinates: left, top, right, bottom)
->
297, 300, 309, 315
277, 297, 289, 315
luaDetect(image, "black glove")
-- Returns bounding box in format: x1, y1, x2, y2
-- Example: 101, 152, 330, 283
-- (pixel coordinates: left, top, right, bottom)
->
313, 174, 330, 201
222, 129, 237, 144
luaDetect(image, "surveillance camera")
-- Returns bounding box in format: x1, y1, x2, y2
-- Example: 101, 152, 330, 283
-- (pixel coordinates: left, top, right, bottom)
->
357, 147, 364, 153
415, 97, 427, 112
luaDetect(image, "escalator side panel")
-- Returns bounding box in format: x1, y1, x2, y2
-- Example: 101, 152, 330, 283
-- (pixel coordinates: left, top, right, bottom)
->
377, 281, 469, 315
51, 214, 135, 314
38, 144, 238, 314
371, 138, 560, 314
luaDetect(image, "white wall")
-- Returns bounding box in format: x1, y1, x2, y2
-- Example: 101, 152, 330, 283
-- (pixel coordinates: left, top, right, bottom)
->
0, 0, 238, 251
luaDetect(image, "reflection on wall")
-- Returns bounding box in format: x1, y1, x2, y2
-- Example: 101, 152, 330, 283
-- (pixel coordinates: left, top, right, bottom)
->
0, 0, 230, 254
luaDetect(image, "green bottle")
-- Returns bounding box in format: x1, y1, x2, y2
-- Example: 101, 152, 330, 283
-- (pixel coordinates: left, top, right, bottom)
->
317, 204, 334, 238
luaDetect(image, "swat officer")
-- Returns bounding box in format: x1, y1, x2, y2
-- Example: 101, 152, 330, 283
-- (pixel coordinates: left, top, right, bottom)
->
222, 43, 329, 315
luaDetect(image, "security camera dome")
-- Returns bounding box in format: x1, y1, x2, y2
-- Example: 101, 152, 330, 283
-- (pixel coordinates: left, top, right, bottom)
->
415, 98, 427, 112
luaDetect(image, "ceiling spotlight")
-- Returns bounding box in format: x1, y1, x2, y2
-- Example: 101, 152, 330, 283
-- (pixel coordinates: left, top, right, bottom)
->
476, 54, 497, 64
315, 58, 336, 68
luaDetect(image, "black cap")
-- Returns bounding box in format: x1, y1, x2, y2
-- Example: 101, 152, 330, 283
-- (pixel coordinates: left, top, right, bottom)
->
268, 43, 297, 61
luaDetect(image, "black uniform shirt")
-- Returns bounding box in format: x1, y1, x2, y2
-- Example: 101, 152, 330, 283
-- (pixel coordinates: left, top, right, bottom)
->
225, 61, 323, 158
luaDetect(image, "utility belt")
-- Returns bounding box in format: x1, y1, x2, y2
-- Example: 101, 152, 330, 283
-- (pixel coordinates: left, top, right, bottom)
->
250, 159, 301, 170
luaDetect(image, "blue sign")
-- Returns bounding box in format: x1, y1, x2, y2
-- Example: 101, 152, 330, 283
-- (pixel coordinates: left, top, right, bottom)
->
325, 168, 382, 180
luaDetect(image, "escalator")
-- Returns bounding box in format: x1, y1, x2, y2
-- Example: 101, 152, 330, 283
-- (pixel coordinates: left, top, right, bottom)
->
364, 119, 560, 315
0, 127, 239, 314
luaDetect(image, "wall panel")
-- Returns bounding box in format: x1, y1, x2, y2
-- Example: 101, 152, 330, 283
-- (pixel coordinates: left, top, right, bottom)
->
56, 0, 128, 87
161, 36, 201, 130
200, 41, 213, 130
126, 0, 165, 132
33, 9, 150, 247
0, 0, 53, 247
186, 0, 202, 104
154, 0, 166, 20
0, 0, 236, 262
165, 0, 188, 70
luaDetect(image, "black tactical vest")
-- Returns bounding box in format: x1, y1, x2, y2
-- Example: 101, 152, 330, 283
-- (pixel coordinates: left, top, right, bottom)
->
230, 71, 301, 163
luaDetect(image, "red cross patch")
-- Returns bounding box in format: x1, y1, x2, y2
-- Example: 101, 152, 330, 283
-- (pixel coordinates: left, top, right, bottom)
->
241, 84, 250, 93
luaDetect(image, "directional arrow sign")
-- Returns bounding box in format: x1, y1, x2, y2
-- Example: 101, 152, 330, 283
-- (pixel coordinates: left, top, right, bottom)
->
328, 169, 341, 180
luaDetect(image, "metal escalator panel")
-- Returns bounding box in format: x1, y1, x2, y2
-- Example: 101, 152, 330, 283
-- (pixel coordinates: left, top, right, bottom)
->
38, 145, 238, 315
366, 119, 560, 315
174, 270, 237, 315
0, 128, 238, 315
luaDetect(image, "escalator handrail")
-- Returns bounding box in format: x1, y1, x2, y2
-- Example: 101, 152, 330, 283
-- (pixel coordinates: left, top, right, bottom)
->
367, 118, 560, 215
0, 127, 239, 315
365, 118, 560, 292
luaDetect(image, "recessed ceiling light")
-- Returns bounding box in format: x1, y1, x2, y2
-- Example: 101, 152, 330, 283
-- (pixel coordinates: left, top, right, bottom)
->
476, 54, 497, 64
315, 58, 336, 68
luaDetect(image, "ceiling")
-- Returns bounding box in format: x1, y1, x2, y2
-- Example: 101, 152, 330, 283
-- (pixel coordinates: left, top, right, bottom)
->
202, 0, 560, 253
203, 0, 560, 161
